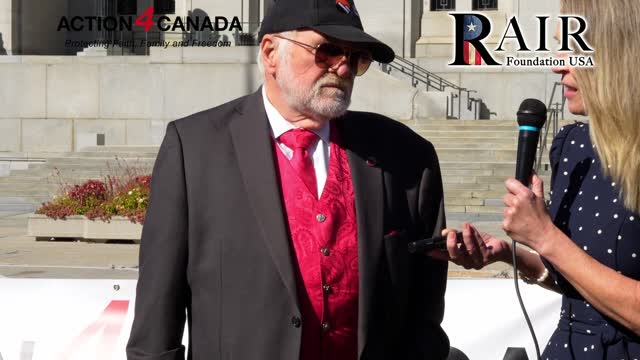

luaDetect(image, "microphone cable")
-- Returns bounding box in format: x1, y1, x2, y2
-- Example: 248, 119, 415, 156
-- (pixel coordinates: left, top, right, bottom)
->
512, 240, 542, 360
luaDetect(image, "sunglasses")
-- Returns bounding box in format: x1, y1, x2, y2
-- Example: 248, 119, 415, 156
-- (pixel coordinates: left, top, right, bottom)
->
273, 35, 373, 76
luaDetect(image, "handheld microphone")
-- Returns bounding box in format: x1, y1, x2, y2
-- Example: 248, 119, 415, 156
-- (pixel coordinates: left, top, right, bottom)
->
512, 98, 547, 360
407, 232, 463, 253
515, 99, 547, 187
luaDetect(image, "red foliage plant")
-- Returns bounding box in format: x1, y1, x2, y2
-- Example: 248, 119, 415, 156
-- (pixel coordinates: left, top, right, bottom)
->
68, 180, 107, 205
36, 157, 153, 224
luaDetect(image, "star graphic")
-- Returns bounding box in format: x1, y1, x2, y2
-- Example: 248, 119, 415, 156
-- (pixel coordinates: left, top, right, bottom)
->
467, 22, 477, 32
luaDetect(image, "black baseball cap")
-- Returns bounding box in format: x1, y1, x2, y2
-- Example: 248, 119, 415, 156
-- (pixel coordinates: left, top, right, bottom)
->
258, 0, 395, 63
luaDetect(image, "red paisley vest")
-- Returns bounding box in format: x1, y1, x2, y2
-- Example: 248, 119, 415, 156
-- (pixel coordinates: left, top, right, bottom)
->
273, 126, 359, 360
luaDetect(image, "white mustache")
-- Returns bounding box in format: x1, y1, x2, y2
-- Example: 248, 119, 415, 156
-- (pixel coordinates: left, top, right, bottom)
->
316, 76, 352, 92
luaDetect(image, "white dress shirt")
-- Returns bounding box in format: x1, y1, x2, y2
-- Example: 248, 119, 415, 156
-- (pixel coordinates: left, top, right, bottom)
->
262, 87, 330, 199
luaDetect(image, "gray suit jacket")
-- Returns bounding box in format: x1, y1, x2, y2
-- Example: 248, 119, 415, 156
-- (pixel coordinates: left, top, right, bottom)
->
126, 89, 449, 360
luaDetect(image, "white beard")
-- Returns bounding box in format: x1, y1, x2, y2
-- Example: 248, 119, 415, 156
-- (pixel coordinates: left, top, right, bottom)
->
275, 57, 353, 121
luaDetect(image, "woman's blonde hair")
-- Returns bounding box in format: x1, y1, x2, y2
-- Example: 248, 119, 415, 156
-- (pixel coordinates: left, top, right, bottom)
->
562, 0, 640, 213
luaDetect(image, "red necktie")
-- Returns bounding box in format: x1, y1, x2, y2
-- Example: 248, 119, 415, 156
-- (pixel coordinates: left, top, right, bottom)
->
279, 129, 319, 199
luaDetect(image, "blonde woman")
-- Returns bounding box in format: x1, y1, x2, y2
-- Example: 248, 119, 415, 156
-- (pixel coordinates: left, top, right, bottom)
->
430, 0, 640, 357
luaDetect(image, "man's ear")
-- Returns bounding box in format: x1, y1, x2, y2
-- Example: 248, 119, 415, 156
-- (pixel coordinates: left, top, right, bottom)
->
260, 36, 278, 76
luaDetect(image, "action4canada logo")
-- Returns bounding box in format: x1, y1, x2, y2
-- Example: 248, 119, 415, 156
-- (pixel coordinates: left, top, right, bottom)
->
57, 6, 242, 48
449, 13, 594, 68
57, 6, 242, 33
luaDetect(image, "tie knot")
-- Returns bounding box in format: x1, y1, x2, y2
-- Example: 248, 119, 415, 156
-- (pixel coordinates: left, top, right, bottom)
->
279, 129, 318, 150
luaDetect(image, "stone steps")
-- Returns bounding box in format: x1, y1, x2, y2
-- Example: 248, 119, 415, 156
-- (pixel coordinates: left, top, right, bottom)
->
0, 184, 57, 193
402, 119, 575, 126
445, 205, 506, 214
445, 190, 507, 199
443, 175, 551, 185
445, 165, 551, 175
17, 166, 153, 175
419, 120, 562, 215
437, 149, 541, 162
442, 168, 549, 177
0, 187, 55, 195
429, 137, 554, 144
416, 125, 544, 131
80, 146, 159, 153
440, 162, 515, 169
0, 173, 103, 183
433, 143, 545, 150
0, 121, 563, 214
0, 147, 159, 211
0, 197, 39, 212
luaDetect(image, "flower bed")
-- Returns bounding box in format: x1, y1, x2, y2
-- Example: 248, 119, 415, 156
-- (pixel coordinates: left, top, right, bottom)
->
29, 161, 150, 242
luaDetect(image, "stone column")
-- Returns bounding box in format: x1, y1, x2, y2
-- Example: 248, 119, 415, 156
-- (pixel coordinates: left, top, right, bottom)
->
0, 0, 11, 55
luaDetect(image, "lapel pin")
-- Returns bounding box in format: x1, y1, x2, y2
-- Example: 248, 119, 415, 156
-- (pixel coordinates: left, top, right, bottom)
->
365, 157, 377, 167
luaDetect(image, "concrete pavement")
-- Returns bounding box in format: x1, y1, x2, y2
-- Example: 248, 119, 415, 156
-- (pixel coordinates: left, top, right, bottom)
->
0, 211, 516, 280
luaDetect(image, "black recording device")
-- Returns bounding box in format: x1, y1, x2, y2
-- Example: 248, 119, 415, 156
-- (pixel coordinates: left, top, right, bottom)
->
407, 232, 463, 253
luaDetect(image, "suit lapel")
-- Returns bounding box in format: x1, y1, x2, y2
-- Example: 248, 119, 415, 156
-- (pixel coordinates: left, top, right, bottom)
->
229, 89, 299, 310
337, 117, 384, 358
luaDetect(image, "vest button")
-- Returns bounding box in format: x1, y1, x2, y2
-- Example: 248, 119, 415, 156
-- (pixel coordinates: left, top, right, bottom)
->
291, 316, 301, 328
323, 284, 332, 293
316, 213, 326, 223
321, 248, 330, 256
322, 322, 330, 332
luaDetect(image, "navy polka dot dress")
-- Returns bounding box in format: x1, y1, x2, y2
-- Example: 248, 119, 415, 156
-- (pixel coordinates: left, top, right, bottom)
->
542, 122, 640, 359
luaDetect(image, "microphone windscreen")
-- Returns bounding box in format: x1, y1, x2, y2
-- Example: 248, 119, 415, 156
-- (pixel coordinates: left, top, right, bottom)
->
517, 99, 547, 128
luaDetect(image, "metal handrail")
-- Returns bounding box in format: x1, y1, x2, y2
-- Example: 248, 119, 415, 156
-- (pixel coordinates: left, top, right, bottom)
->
380, 56, 463, 92
379, 55, 490, 120
535, 82, 566, 173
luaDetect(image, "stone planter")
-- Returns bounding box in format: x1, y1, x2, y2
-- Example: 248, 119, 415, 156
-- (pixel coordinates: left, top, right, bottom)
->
27, 214, 142, 243
83, 216, 142, 242
27, 215, 85, 241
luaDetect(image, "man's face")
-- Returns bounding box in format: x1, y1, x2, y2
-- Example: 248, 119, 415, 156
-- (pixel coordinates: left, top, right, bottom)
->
274, 30, 357, 122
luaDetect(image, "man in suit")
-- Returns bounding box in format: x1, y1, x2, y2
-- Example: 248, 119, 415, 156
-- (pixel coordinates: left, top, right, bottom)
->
127, 0, 450, 359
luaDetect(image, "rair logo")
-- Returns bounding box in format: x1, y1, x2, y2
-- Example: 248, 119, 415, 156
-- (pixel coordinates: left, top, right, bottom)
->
449, 13, 594, 66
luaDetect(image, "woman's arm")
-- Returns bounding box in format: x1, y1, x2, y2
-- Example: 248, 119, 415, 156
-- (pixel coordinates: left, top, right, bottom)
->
537, 225, 640, 334
499, 242, 560, 292
503, 175, 640, 335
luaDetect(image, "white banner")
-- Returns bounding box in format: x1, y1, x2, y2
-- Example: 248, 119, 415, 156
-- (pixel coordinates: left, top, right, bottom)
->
0, 278, 561, 360
442, 279, 562, 359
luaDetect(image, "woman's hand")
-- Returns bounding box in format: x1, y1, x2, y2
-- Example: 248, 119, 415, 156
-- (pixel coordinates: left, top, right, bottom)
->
427, 222, 511, 269
502, 173, 557, 255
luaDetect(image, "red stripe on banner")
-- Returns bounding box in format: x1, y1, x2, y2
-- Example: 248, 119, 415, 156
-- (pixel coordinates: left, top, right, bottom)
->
463, 41, 470, 65
58, 300, 130, 360
475, 47, 482, 66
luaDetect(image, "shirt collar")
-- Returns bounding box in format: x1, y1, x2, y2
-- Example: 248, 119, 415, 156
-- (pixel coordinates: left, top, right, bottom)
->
261, 86, 330, 143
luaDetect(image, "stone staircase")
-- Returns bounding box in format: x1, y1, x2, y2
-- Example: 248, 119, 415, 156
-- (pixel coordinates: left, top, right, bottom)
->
0, 120, 574, 218
407, 119, 575, 220
0, 147, 157, 213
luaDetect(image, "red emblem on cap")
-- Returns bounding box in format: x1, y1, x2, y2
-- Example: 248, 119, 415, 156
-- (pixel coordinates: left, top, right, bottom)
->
336, 0, 352, 14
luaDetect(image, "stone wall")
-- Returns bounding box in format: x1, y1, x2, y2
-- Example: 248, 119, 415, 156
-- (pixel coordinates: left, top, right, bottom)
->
0, 48, 260, 152
0, 46, 582, 154
0, 46, 452, 153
